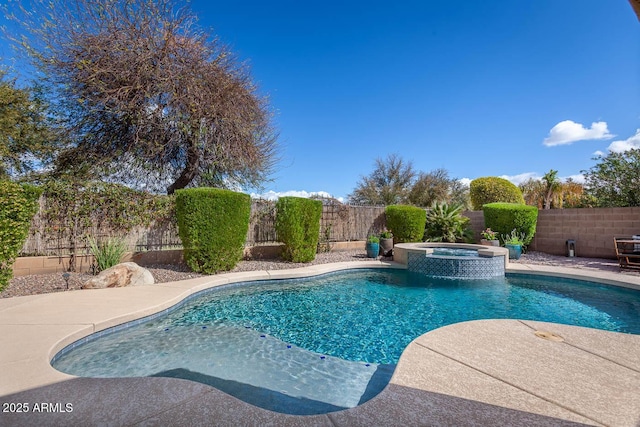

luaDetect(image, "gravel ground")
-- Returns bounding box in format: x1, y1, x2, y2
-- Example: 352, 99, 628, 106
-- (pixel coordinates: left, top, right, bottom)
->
1, 249, 634, 299
0, 250, 392, 299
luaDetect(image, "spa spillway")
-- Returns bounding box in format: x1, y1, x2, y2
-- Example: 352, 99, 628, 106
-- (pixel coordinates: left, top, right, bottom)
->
393, 243, 509, 279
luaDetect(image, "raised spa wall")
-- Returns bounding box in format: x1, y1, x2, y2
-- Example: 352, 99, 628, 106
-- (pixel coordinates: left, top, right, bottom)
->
394, 242, 509, 279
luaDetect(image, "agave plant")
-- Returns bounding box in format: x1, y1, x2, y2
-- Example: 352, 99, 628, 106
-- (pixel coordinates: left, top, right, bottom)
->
424, 202, 472, 243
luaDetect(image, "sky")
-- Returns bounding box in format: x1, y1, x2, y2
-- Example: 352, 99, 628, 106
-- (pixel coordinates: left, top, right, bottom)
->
2, 1, 640, 201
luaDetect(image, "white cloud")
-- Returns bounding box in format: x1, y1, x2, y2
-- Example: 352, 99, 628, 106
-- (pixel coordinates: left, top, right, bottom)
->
499, 172, 540, 186
606, 129, 640, 153
592, 150, 605, 157
250, 190, 344, 202
458, 178, 472, 187
543, 120, 614, 146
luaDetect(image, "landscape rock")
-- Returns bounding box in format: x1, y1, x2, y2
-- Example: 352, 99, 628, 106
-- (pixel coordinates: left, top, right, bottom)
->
82, 262, 155, 289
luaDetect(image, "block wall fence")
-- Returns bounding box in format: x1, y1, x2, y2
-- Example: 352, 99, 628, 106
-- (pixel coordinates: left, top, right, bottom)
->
464, 207, 640, 259
12, 206, 640, 276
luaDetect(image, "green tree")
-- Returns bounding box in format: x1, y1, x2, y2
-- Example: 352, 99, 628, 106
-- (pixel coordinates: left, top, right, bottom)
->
582, 149, 640, 207
7, 0, 278, 194
520, 174, 587, 209
449, 179, 472, 210
469, 177, 524, 210
0, 71, 59, 179
407, 168, 470, 209
348, 154, 415, 205
541, 169, 561, 209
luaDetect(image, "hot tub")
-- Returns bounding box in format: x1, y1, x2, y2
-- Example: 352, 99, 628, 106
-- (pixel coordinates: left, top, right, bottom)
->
393, 242, 508, 279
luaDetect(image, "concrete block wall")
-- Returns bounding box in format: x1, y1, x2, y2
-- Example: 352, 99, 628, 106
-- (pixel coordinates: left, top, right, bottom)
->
12, 250, 185, 277
12, 242, 368, 276
464, 207, 640, 259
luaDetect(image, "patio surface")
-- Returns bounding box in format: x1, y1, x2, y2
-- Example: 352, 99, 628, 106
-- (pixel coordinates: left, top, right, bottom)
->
1, 260, 639, 426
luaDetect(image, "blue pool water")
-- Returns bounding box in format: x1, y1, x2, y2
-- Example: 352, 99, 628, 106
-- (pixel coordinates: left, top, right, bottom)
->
430, 247, 479, 257
52, 269, 640, 415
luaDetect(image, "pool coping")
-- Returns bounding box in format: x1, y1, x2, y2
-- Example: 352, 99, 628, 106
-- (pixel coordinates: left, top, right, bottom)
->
1, 260, 639, 426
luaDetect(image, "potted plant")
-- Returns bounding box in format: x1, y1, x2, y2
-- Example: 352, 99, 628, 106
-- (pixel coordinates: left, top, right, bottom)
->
502, 229, 526, 260
379, 230, 394, 256
480, 228, 500, 247
366, 235, 380, 258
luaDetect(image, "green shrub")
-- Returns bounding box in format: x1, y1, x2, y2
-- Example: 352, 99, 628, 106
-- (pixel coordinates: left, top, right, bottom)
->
470, 177, 525, 210
483, 202, 538, 246
385, 205, 426, 243
175, 188, 251, 273
367, 235, 380, 244
0, 181, 42, 291
87, 236, 128, 272
424, 202, 472, 243
275, 197, 322, 262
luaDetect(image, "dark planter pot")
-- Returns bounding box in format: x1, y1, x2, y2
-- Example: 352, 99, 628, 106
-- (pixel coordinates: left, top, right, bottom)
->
480, 239, 500, 247
379, 238, 394, 256
366, 242, 379, 258
505, 244, 522, 260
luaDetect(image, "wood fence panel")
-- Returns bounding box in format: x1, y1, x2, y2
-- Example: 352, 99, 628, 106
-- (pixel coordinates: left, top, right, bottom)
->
20, 197, 387, 256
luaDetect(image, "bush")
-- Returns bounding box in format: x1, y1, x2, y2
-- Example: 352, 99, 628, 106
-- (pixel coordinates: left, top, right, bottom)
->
424, 202, 472, 243
275, 197, 322, 262
175, 188, 250, 273
483, 203, 538, 246
0, 181, 42, 291
87, 236, 128, 272
470, 177, 525, 210
385, 205, 426, 243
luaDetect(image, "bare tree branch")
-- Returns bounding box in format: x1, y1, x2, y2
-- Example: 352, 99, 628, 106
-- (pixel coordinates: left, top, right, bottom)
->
6, 0, 279, 193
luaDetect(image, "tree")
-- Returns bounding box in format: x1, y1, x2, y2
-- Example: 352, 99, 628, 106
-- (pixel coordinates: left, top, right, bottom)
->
519, 178, 545, 208
541, 169, 561, 209
7, 0, 278, 194
407, 168, 470, 209
582, 149, 640, 207
0, 71, 59, 179
560, 178, 587, 208
469, 177, 524, 210
348, 154, 415, 205
448, 179, 472, 210
520, 174, 587, 209
520, 170, 561, 209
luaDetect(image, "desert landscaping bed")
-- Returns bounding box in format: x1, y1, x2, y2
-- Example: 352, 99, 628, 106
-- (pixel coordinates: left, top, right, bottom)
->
1, 250, 633, 299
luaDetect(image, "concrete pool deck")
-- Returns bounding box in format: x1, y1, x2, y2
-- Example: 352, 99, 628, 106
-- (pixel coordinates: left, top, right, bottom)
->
1, 261, 639, 426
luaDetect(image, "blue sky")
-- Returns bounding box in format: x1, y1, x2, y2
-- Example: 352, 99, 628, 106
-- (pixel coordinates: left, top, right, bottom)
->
3, 1, 640, 200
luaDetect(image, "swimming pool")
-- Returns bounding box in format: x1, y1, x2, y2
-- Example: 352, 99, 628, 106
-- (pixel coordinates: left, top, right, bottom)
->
52, 269, 640, 415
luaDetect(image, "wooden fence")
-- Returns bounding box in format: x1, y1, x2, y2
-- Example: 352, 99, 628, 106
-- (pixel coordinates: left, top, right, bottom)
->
19, 198, 387, 257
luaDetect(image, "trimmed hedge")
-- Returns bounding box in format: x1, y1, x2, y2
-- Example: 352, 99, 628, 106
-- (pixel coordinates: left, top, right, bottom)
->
385, 205, 426, 243
483, 202, 538, 245
0, 181, 42, 291
470, 177, 525, 210
175, 188, 250, 274
275, 197, 322, 262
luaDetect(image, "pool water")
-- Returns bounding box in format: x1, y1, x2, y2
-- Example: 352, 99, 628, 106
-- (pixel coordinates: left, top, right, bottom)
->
52, 269, 640, 415
430, 247, 479, 257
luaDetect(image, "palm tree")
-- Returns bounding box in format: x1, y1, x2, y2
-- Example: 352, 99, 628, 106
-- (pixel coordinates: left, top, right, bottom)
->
542, 170, 561, 209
